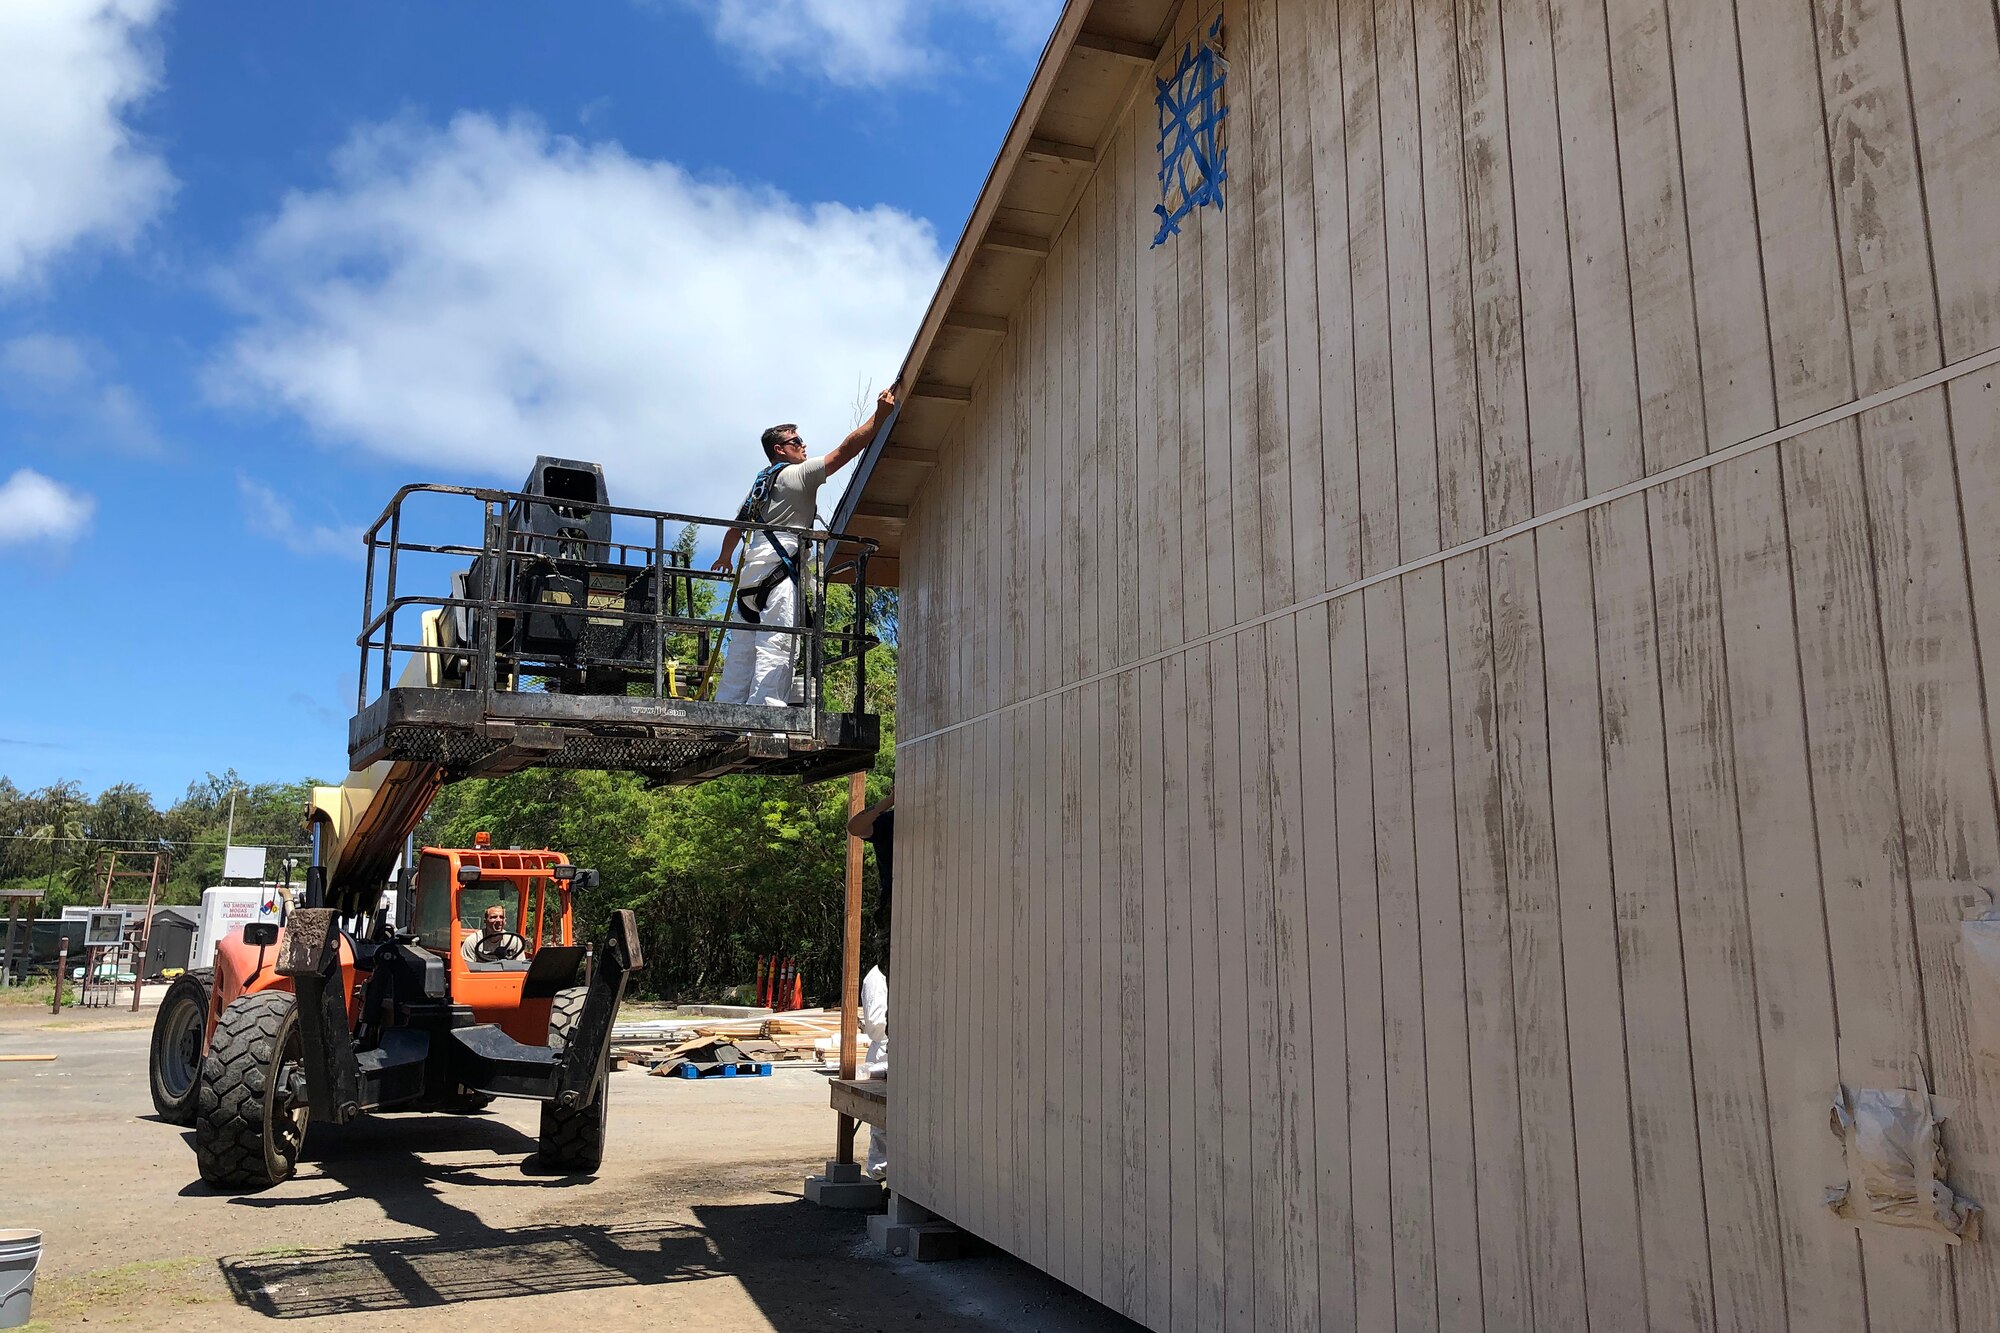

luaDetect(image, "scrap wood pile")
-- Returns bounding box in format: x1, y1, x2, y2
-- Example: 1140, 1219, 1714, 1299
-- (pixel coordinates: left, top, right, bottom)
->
611, 1008, 848, 1075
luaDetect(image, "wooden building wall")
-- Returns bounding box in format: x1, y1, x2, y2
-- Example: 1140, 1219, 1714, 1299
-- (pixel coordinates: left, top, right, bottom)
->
888, 0, 2000, 1328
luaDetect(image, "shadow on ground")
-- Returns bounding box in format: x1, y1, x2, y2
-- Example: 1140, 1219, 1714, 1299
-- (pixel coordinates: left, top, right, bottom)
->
219, 1218, 720, 1318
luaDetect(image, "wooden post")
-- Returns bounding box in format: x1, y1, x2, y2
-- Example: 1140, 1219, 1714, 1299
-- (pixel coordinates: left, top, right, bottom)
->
836, 770, 866, 1164
130, 854, 163, 1012
52, 937, 67, 1014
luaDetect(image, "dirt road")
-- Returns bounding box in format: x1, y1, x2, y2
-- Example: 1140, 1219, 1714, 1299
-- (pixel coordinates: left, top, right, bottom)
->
0, 1006, 1137, 1332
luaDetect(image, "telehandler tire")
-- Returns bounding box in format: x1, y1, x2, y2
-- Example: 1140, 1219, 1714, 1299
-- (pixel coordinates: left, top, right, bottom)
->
148, 967, 212, 1125
194, 991, 311, 1190
537, 986, 607, 1172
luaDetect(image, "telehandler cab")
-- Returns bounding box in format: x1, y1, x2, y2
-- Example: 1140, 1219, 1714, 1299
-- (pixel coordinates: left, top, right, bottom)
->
151, 841, 641, 1188
146, 455, 883, 1191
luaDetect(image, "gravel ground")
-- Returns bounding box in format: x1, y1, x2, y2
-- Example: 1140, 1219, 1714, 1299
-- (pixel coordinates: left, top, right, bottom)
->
0, 1003, 1139, 1332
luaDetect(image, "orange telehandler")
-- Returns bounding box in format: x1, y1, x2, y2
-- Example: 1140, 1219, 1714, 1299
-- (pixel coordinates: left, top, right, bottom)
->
147, 457, 881, 1189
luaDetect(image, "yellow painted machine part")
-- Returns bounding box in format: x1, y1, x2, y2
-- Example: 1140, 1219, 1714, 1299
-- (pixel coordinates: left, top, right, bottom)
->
307, 612, 447, 910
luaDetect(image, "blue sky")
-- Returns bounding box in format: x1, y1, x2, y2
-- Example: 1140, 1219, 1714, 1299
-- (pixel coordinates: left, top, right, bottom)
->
0, 0, 1056, 801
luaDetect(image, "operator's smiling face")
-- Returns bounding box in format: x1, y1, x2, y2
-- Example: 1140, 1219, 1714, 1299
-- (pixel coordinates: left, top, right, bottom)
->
483, 906, 507, 937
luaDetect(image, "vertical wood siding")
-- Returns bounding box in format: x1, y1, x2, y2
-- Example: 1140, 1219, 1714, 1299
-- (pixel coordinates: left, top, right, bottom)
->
892, 0, 2000, 1327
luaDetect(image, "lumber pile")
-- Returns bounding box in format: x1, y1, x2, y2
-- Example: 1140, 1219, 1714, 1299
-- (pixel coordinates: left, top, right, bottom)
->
609, 1007, 847, 1072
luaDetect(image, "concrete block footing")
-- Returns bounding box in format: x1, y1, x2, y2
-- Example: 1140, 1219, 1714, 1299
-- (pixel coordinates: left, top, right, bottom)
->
805, 1160, 883, 1210
868, 1193, 965, 1260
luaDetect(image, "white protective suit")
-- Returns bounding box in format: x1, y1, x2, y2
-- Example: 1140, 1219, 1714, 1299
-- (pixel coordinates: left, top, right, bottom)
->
861, 964, 889, 1179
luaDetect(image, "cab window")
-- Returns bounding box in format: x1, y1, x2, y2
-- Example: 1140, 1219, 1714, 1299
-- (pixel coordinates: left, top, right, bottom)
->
458, 886, 516, 933
411, 855, 453, 946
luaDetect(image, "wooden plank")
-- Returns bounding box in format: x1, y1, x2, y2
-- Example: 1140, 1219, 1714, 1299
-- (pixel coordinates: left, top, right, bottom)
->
1008, 703, 1030, 1254
1024, 136, 1096, 165
1075, 30, 1164, 63
1173, 122, 1211, 642
1455, 0, 1533, 530
1401, 564, 1481, 1332
1587, 495, 1717, 1333
1530, 515, 1647, 1333
1274, 0, 1327, 600
1735, 0, 1851, 422
1244, 0, 1293, 610
1197, 147, 1236, 628
1548, 0, 1640, 491
1372, 0, 1442, 561
1710, 446, 1867, 1331
1487, 531, 1588, 1329
1182, 641, 1226, 1328
1944, 369, 2000, 1327
1651, 473, 1790, 1330
941, 309, 1008, 335
1782, 419, 1948, 1330
1361, 580, 1441, 1333
830, 1077, 887, 1128
1496, 0, 1585, 511
1224, 9, 1267, 624
1814, 0, 1996, 1322
1339, 0, 1400, 573
1236, 623, 1286, 1330
1062, 689, 1084, 1286
1158, 653, 1194, 1330
1901, 0, 2000, 362
1329, 595, 1395, 1330
1261, 613, 1321, 1333
1116, 105, 1145, 668
1412, 0, 1484, 547
1662, 0, 1773, 450
1207, 635, 1253, 1327
983, 228, 1052, 257
1304, 0, 1364, 586
1294, 600, 1359, 1330
1140, 661, 1172, 1327
1118, 666, 1155, 1320
911, 380, 974, 403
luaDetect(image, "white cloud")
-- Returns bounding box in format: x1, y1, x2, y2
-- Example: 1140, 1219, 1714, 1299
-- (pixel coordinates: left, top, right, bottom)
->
213, 114, 942, 517
0, 0, 174, 288
237, 474, 359, 559
0, 469, 95, 547
0, 332, 160, 451
688, 0, 1059, 88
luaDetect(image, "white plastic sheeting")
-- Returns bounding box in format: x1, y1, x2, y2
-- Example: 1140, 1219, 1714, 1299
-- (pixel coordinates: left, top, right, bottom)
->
1827, 1086, 1982, 1242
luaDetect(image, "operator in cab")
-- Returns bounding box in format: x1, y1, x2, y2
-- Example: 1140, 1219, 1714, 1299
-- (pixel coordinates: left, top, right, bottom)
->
462, 904, 527, 963
710, 385, 897, 707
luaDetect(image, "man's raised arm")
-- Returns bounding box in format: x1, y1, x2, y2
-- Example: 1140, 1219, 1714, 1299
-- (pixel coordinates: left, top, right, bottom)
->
822, 386, 897, 476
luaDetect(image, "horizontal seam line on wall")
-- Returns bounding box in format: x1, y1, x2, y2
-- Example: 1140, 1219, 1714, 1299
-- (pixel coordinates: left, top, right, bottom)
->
897, 342, 2000, 751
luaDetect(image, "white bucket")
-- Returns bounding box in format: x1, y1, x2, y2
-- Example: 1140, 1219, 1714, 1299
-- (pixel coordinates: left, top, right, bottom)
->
0, 1229, 40, 1329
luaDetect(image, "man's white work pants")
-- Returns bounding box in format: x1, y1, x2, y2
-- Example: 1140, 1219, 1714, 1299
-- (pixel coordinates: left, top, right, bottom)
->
717, 547, 800, 707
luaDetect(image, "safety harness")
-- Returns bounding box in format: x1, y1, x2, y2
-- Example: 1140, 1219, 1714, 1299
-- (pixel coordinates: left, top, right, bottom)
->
732, 462, 803, 624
